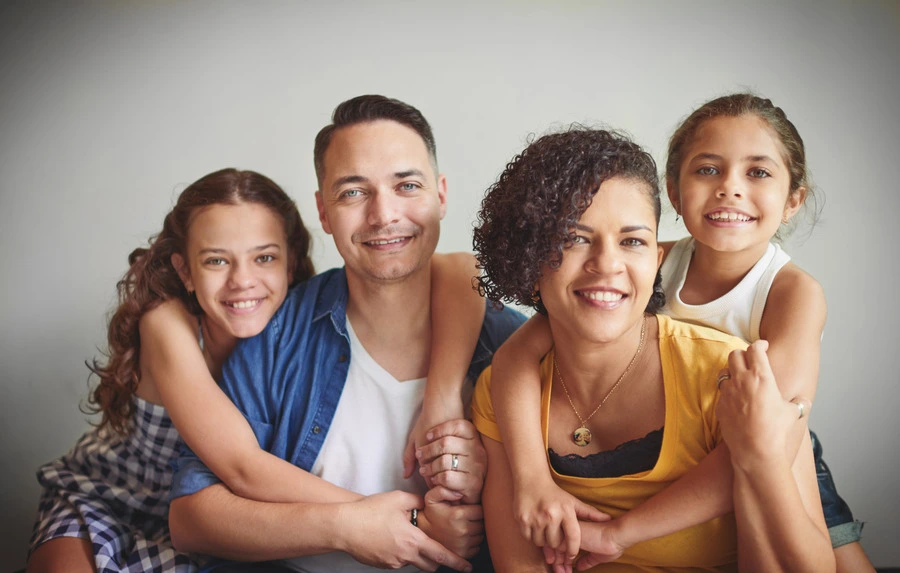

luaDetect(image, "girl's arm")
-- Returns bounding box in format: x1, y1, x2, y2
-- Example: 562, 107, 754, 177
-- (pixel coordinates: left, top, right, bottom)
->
491, 316, 605, 564
140, 300, 361, 503
721, 341, 834, 572
481, 435, 552, 573
404, 253, 485, 483
578, 273, 828, 562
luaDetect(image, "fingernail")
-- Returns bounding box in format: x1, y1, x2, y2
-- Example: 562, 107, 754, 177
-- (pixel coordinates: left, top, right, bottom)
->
426, 432, 434, 441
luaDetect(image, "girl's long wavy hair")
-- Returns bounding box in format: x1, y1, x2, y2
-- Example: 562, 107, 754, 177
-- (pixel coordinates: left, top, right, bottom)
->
85, 168, 315, 434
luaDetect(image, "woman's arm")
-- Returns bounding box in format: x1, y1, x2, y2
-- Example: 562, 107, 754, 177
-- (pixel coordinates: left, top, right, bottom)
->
720, 341, 834, 572
140, 300, 360, 503
404, 253, 485, 482
481, 435, 551, 573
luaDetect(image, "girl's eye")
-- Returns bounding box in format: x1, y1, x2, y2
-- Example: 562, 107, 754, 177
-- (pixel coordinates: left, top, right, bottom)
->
697, 166, 718, 176
256, 254, 275, 263
622, 238, 645, 247
205, 258, 227, 266
748, 168, 771, 178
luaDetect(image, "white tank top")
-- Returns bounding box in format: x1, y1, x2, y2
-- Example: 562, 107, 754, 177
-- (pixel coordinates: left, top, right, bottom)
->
659, 237, 790, 342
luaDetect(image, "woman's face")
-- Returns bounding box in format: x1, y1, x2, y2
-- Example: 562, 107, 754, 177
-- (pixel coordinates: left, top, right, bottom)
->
537, 177, 662, 345
173, 202, 291, 341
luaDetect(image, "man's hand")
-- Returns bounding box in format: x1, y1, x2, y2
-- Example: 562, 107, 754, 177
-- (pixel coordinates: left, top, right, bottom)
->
418, 485, 484, 560
415, 419, 486, 504
337, 491, 472, 572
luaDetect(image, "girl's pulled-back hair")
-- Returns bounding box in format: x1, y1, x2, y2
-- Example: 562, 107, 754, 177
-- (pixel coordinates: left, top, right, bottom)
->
86, 168, 314, 434
474, 126, 665, 315
666, 93, 817, 236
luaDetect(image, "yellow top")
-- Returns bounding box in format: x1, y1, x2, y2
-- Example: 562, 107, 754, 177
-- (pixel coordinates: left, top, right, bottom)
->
473, 314, 747, 572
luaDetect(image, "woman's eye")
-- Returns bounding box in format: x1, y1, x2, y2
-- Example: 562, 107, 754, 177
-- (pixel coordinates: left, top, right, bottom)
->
256, 254, 275, 263
571, 235, 589, 245
748, 168, 771, 178
697, 166, 718, 176
622, 238, 645, 247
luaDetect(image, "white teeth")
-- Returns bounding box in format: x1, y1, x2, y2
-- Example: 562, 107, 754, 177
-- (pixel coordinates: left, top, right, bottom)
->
229, 299, 261, 309
368, 238, 405, 245
582, 291, 623, 302
708, 212, 752, 222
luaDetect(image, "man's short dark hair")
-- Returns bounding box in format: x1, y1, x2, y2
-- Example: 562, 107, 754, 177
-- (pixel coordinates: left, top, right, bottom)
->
313, 95, 437, 187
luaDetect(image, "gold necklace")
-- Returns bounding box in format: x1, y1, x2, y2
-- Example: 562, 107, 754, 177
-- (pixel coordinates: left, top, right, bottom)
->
554, 316, 646, 447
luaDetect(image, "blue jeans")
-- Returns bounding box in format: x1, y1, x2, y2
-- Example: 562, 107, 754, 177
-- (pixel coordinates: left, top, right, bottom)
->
811, 430, 864, 547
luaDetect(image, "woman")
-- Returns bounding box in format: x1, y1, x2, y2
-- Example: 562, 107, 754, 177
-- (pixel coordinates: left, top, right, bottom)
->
470, 128, 831, 571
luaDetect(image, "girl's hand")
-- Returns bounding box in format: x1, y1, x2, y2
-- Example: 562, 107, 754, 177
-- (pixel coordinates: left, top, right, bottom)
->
515, 482, 610, 566
716, 340, 812, 472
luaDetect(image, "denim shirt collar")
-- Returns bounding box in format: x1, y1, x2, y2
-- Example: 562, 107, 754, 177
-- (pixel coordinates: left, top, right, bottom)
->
312, 267, 349, 337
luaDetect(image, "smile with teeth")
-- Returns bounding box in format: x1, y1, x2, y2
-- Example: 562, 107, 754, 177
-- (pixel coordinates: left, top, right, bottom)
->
226, 298, 263, 309
579, 290, 624, 302
706, 211, 754, 222
366, 237, 407, 246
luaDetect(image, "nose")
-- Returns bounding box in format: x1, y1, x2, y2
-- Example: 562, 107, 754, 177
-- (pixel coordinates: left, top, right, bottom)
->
584, 241, 624, 275
716, 169, 744, 199
366, 190, 401, 228
228, 261, 257, 290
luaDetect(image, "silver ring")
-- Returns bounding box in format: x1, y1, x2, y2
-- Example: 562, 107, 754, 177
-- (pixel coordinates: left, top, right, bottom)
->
716, 373, 731, 389
793, 400, 806, 420
410, 508, 418, 527
451, 454, 459, 471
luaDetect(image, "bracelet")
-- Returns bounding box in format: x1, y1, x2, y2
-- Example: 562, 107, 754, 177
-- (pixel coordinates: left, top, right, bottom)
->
410, 508, 418, 527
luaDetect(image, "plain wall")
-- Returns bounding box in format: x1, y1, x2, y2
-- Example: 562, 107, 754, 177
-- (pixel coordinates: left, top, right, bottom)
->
2, 0, 898, 568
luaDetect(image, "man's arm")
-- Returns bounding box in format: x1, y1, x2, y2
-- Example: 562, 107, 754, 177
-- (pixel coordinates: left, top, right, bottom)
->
169, 484, 473, 572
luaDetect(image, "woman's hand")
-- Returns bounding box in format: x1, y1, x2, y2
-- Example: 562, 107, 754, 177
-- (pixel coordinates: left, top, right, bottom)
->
716, 340, 812, 472
573, 519, 627, 570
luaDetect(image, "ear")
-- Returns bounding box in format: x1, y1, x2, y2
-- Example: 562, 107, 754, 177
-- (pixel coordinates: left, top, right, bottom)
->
657, 244, 665, 270
171, 253, 193, 292
666, 178, 680, 215
436, 174, 448, 220
782, 186, 807, 223
315, 190, 333, 235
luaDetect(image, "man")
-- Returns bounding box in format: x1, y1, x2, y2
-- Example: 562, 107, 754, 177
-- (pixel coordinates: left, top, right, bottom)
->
168, 95, 523, 572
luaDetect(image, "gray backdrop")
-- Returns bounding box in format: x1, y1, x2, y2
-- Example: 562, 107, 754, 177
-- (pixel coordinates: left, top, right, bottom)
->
2, 0, 898, 569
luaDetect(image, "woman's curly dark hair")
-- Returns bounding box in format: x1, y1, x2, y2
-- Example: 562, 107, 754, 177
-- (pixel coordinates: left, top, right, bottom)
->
473, 126, 665, 315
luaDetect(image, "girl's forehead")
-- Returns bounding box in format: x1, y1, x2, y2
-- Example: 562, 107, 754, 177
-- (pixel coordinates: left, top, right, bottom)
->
689, 115, 788, 164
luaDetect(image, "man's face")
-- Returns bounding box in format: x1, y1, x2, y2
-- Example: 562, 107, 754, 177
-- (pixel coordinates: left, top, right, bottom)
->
316, 120, 447, 284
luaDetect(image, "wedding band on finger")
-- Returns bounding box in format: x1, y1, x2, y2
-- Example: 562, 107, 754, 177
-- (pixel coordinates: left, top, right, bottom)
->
792, 399, 807, 420
716, 373, 731, 389
451, 454, 460, 471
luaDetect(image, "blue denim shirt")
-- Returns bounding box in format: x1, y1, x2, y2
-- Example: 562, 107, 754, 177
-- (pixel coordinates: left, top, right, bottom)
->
170, 267, 525, 499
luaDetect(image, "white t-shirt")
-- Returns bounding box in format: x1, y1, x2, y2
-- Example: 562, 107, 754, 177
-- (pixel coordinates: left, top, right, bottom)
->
281, 319, 427, 573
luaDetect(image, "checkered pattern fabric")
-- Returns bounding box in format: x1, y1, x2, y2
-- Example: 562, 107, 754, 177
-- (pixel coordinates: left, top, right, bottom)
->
30, 398, 198, 572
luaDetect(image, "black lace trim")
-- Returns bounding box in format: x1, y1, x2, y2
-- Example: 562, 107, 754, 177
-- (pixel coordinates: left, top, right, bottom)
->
548, 426, 664, 479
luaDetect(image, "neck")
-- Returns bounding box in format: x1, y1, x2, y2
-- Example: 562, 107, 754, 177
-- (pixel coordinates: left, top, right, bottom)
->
344, 264, 433, 380
551, 315, 649, 405
687, 240, 770, 300
199, 316, 237, 380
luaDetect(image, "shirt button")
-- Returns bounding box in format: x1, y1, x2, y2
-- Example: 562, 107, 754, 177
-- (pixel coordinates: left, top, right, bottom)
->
312, 425, 321, 434
338, 354, 347, 363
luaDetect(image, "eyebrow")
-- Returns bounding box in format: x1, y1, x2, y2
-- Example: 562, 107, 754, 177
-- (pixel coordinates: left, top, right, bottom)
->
198, 244, 282, 255
394, 169, 426, 179
691, 152, 779, 164
573, 223, 653, 233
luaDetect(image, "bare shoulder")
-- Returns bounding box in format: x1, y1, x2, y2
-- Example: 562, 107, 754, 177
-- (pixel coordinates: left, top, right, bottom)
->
139, 298, 197, 338
762, 262, 827, 336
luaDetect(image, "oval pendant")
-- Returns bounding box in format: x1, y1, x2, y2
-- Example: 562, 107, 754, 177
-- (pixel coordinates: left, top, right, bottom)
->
573, 426, 592, 447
